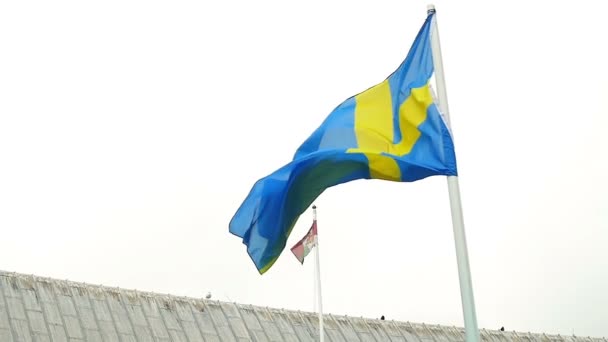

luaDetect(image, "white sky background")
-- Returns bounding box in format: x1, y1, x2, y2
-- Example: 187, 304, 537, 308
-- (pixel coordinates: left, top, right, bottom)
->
1, 0, 607, 338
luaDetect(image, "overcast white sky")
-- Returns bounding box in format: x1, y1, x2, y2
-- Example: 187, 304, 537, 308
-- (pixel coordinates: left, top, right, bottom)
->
1, 0, 607, 338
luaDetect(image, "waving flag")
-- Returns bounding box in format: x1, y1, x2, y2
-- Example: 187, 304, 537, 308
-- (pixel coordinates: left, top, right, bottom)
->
290, 221, 318, 264
230, 12, 457, 274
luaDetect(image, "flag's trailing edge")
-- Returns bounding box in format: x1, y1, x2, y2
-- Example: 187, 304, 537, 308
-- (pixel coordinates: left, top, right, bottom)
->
290, 221, 318, 264
229, 12, 457, 274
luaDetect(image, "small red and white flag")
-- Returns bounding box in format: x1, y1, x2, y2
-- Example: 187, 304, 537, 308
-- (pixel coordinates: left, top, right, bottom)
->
290, 220, 317, 264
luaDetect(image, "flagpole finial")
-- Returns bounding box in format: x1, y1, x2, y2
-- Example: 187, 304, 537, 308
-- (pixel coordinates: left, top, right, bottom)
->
312, 205, 316, 210
427, 4, 436, 14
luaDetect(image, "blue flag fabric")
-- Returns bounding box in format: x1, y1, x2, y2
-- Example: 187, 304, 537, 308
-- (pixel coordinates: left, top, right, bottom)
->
230, 13, 457, 274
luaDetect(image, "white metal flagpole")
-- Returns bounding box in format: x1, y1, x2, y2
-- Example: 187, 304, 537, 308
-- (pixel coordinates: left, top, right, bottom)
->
312, 205, 324, 342
313, 241, 317, 312
313, 259, 317, 312
427, 5, 481, 342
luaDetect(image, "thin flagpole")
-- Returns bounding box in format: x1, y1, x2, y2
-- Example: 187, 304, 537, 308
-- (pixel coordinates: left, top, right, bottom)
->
312, 205, 324, 342
313, 248, 318, 312
313, 258, 317, 312
427, 4, 480, 342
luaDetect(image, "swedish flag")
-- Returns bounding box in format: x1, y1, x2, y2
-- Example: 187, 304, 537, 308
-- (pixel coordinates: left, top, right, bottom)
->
230, 12, 456, 274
